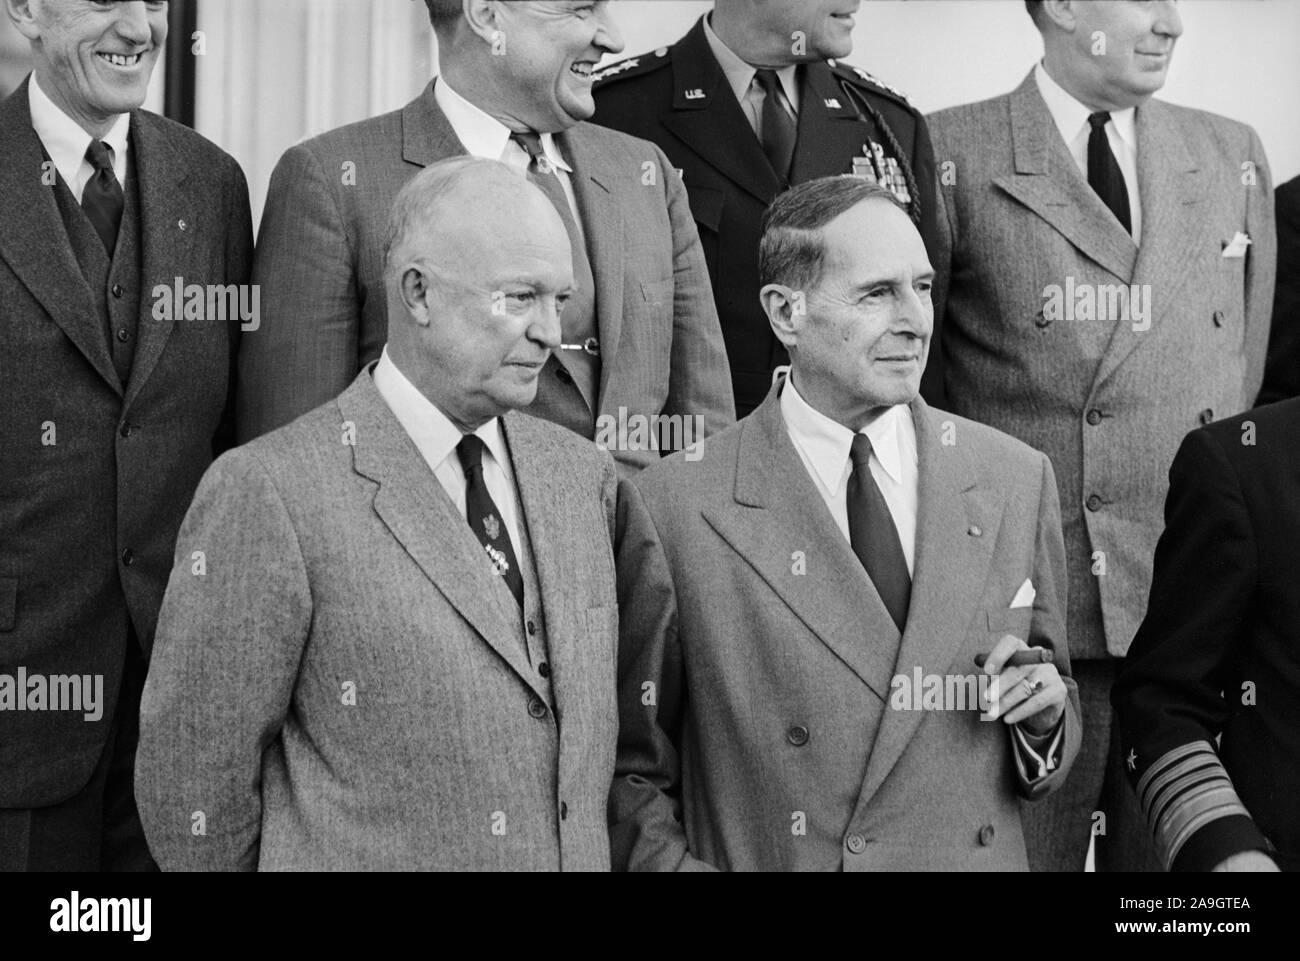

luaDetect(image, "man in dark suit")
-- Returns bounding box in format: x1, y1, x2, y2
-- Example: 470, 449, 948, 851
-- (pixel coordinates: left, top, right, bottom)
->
1259, 176, 1300, 404
138, 159, 620, 871
611, 178, 1080, 871
238, 0, 734, 471
0, 0, 253, 870
928, 0, 1275, 872
1113, 398, 1300, 872
591, 0, 940, 415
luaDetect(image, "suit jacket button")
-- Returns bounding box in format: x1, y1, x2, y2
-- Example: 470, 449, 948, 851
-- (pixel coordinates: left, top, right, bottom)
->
787, 725, 809, 746
119, 422, 132, 438
111, 283, 124, 299
538, 662, 551, 678
978, 824, 995, 846
560, 801, 568, 820
121, 548, 134, 566
1199, 408, 1214, 426
526, 619, 537, 636
1086, 409, 1102, 426
1086, 494, 1102, 512
556, 367, 573, 384
1034, 310, 1051, 329
1212, 310, 1224, 328
846, 833, 867, 854
527, 697, 548, 719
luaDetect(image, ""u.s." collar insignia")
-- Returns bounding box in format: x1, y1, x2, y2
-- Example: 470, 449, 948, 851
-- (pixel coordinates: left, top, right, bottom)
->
684, 88, 705, 100
824, 98, 841, 109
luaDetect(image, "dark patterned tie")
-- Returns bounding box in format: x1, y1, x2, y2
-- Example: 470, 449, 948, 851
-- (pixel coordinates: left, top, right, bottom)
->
1087, 112, 1131, 234
846, 434, 911, 632
82, 140, 124, 253
456, 435, 524, 609
754, 69, 796, 185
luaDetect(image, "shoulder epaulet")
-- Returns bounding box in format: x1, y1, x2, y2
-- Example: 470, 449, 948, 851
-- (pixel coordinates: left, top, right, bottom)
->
592, 46, 673, 86
828, 60, 915, 111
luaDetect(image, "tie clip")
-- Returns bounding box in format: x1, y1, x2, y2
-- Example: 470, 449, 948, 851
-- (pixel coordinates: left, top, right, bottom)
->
560, 337, 600, 356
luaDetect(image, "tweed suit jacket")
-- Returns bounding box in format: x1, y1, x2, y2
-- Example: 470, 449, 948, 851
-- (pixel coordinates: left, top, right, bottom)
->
928, 72, 1276, 659
237, 81, 735, 469
135, 369, 620, 871
0, 78, 253, 807
610, 378, 1082, 871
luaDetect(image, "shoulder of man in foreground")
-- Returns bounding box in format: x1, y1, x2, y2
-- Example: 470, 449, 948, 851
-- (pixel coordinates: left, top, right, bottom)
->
132, 107, 248, 186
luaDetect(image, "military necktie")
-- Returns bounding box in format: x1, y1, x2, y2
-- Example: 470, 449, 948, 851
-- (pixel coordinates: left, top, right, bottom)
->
754, 69, 796, 185
457, 434, 524, 609
846, 433, 911, 633
82, 140, 124, 254
1086, 112, 1131, 234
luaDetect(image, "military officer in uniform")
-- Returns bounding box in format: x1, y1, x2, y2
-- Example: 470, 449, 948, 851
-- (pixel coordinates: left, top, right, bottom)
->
592, 0, 940, 416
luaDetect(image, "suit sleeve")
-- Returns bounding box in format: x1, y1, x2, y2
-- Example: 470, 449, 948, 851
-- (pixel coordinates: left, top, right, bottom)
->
237, 144, 359, 442
1112, 429, 1272, 871
608, 477, 717, 871
1258, 180, 1300, 405
215, 156, 254, 458
1241, 127, 1276, 406
657, 145, 736, 439
1016, 451, 1082, 800
134, 451, 312, 871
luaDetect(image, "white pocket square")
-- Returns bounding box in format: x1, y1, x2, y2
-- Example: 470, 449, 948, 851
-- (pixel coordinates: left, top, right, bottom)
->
1222, 231, 1252, 258
1010, 578, 1036, 609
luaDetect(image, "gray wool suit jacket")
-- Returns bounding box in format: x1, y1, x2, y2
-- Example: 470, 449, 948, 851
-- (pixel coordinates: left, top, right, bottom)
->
610, 378, 1082, 871
0, 78, 253, 807
929, 72, 1276, 660
237, 81, 735, 470
136, 369, 620, 870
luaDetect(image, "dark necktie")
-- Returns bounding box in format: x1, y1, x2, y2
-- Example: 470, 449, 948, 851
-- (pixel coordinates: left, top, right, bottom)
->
508, 130, 600, 400
754, 69, 796, 185
846, 434, 911, 633
1086, 112, 1131, 234
456, 434, 524, 610
82, 140, 124, 254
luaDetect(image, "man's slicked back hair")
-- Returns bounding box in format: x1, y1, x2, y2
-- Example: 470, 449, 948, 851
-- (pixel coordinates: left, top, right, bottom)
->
759, 176, 903, 294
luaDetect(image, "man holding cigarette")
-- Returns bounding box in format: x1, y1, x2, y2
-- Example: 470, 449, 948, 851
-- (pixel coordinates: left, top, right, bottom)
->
610, 176, 1081, 871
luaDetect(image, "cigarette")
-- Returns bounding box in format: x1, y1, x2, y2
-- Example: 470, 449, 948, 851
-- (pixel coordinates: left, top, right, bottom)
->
974, 648, 1053, 669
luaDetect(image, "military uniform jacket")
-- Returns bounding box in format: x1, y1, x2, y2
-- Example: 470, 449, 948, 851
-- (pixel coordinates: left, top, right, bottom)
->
592, 17, 940, 416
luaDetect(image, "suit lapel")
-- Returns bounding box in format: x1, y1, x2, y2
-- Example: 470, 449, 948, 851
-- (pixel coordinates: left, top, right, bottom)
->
1092, 98, 1206, 387
561, 129, 624, 411
789, 63, 872, 182
341, 371, 549, 702
401, 80, 469, 168
701, 386, 900, 702
123, 110, 193, 411
503, 412, 598, 720
993, 72, 1136, 284
0, 79, 120, 396
857, 399, 1003, 805
660, 19, 782, 206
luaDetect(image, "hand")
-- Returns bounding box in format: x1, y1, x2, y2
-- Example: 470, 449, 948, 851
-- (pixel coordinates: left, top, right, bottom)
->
981, 634, 1066, 735
1212, 851, 1280, 872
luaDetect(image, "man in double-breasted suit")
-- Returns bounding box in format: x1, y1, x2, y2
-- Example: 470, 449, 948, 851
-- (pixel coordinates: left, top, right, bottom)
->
0, 0, 252, 871
611, 178, 1080, 871
136, 159, 619, 871
237, 0, 734, 470
592, 1, 941, 416
928, 0, 1275, 871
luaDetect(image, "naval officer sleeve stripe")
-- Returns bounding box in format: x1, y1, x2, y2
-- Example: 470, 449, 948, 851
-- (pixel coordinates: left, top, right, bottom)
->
1135, 741, 1252, 870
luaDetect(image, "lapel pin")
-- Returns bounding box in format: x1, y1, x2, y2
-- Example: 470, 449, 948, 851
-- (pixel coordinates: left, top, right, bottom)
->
177, 218, 187, 231
968, 525, 982, 537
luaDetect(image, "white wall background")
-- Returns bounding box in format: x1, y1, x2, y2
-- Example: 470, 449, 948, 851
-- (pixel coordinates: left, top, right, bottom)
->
188, 0, 1300, 229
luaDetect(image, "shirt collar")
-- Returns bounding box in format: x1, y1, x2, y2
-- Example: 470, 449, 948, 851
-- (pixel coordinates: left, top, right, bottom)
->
1033, 61, 1135, 151
372, 346, 511, 477
28, 72, 130, 185
703, 13, 800, 112
779, 369, 909, 491
433, 75, 572, 173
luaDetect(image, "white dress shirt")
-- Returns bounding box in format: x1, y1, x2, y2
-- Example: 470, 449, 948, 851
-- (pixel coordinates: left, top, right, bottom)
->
1034, 61, 1142, 243
702, 13, 799, 142
372, 348, 523, 561
28, 72, 130, 203
778, 370, 918, 575
433, 75, 585, 241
